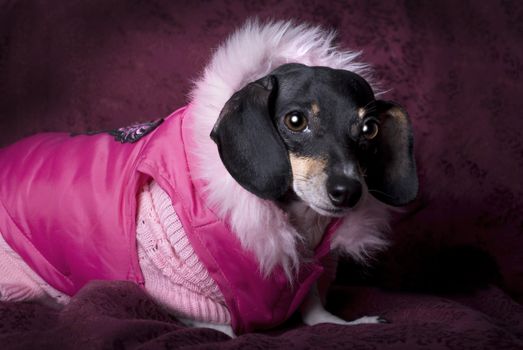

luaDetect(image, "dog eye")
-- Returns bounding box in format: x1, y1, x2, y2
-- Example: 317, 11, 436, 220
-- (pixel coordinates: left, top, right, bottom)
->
284, 112, 308, 132
361, 118, 379, 140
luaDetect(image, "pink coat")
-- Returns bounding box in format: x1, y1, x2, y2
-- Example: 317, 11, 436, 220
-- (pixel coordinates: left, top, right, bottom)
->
0, 106, 340, 333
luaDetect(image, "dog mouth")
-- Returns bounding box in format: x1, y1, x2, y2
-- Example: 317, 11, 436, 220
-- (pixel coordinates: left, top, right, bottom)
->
309, 203, 348, 217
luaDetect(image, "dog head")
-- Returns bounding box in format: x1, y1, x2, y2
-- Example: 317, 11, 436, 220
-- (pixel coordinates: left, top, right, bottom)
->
211, 63, 418, 216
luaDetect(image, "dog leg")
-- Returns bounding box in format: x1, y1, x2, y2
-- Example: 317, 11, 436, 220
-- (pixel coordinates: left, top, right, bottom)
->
178, 317, 236, 338
300, 283, 387, 326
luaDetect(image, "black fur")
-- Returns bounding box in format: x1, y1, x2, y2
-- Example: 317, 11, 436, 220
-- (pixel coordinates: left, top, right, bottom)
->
211, 63, 418, 206
210, 75, 292, 200
360, 100, 418, 206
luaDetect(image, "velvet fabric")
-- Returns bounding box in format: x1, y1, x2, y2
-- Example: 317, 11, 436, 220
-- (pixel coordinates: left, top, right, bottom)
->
0, 280, 522, 349
1, 0, 522, 348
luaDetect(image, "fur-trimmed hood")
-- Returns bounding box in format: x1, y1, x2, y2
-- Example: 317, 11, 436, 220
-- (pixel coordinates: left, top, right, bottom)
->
187, 20, 389, 278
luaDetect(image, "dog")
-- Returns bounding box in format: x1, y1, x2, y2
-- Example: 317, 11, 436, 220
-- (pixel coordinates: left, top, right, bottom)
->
0, 20, 417, 337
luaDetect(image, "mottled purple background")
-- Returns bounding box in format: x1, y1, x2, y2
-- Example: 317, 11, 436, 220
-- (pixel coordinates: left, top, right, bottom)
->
1, 0, 522, 348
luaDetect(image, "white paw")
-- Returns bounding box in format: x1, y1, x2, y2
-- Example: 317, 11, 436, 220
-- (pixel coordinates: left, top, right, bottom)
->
345, 315, 389, 325
303, 308, 389, 326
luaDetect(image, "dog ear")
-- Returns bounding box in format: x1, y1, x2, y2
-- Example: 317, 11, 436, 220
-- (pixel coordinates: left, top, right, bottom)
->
362, 100, 418, 206
210, 76, 291, 200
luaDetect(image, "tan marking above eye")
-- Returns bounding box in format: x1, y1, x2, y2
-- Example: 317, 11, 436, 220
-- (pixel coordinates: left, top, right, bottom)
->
289, 153, 327, 179
311, 102, 320, 116
358, 107, 366, 118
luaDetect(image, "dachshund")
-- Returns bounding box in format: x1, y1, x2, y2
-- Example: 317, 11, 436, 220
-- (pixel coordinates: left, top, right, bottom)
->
0, 21, 417, 337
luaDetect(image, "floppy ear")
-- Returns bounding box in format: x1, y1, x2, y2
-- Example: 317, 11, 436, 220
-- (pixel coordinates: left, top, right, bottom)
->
363, 100, 418, 206
210, 76, 292, 200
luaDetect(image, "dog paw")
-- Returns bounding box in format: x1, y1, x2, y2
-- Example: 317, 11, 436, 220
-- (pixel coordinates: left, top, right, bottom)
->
178, 317, 236, 338
346, 315, 389, 325
378, 317, 390, 324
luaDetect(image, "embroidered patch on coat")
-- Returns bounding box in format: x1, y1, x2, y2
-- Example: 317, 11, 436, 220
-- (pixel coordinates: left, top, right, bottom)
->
108, 119, 164, 143
71, 119, 164, 143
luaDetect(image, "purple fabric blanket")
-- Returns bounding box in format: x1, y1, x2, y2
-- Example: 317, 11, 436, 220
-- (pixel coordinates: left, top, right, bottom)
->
1, 281, 522, 349
1, 0, 522, 348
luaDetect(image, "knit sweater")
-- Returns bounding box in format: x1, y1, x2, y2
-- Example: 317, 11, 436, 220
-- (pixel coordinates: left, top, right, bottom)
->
136, 181, 230, 324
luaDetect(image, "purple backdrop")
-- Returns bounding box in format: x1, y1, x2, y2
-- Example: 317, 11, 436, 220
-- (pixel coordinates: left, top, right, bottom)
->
1, 0, 522, 348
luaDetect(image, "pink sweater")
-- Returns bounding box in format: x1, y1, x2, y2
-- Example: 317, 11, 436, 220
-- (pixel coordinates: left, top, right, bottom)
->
136, 181, 230, 324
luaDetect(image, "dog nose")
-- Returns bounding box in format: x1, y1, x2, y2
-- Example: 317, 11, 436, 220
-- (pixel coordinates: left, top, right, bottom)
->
327, 177, 362, 208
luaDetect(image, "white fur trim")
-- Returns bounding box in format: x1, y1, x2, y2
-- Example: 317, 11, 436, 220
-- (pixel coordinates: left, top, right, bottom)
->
187, 19, 389, 278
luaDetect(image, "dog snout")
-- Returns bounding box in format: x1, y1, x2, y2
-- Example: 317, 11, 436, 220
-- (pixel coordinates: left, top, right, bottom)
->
327, 177, 362, 208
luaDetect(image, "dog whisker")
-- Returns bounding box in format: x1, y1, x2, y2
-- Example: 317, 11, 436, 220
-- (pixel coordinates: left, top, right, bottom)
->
361, 100, 378, 116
